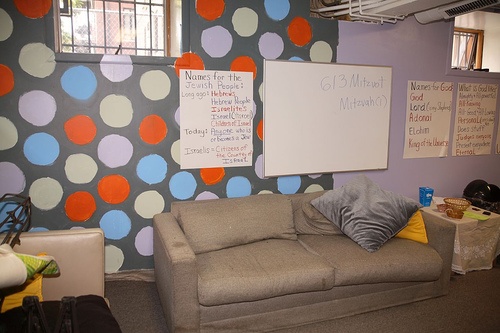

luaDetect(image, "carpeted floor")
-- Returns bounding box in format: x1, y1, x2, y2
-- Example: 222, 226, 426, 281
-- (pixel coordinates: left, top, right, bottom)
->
106, 266, 500, 333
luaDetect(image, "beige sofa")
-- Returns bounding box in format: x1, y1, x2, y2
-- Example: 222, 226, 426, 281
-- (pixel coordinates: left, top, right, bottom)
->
153, 192, 455, 333
15, 228, 105, 301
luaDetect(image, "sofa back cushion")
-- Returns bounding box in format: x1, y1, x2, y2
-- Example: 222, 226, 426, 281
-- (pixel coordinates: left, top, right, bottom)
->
289, 192, 343, 235
171, 194, 297, 254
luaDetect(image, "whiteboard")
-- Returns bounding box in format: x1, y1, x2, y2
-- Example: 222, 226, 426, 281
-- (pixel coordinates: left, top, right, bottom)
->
263, 60, 392, 177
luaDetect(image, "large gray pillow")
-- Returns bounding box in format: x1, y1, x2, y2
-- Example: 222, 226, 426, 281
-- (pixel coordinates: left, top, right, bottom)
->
311, 175, 420, 252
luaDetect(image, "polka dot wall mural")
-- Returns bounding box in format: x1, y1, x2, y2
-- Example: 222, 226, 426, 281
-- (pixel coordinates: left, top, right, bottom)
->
0, 64, 14, 96
19, 90, 57, 126
100, 55, 133, 82
0, 117, 17, 150
201, 26, 233, 58
29, 177, 63, 211
23, 132, 60, 166
0, 8, 13, 42
0, 162, 25, 196
139, 70, 171, 101
0, 0, 337, 271
64, 115, 97, 145
259, 32, 284, 59
232, 7, 258, 37
18, 43, 56, 78
139, 115, 167, 145
61, 66, 97, 100
97, 134, 133, 168
13, 0, 52, 18
137, 154, 168, 185
65, 191, 97, 222
100, 94, 133, 128
64, 154, 98, 184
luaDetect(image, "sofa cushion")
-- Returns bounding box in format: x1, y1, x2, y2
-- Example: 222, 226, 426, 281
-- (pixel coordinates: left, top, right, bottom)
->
171, 194, 296, 254
298, 234, 442, 286
289, 192, 342, 235
302, 201, 343, 235
196, 239, 335, 306
311, 175, 421, 252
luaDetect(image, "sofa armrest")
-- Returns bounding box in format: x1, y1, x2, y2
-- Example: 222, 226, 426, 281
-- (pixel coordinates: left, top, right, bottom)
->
15, 228, 105, 301
153, 212, 200, 333
421, 209, 455, 293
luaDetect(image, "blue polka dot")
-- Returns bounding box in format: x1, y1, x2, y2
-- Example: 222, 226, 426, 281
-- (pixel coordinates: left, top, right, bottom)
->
277, 175, 301, 194
137, 154, 167, 185
29, 227, 49, 232
226, 176, 252, 198
169, 171, 197, 200
0, 201, 23, 233
24, 132, 59, 166
100, 210, 131, 240
264, 0, 290, 21
61, 66, 97, 100
0, 201, 25, 221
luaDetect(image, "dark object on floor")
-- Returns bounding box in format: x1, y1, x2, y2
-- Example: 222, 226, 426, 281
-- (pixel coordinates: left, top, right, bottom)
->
0, 295, 122, 333
463, 179, 500, 214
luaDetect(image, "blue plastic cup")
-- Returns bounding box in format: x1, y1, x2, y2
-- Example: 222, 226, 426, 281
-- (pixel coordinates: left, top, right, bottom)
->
419, 187, 434, 207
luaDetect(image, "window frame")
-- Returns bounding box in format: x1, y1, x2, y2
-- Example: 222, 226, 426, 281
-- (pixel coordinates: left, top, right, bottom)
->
45, 0, 190, 65
452, 27, 484, 71
445, 17, 500, 79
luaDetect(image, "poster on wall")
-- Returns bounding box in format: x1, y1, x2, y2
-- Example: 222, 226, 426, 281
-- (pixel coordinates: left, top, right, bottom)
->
452, 83, 498, 156
180, 69, 253, 169
403, 80, 453, 158
497, 119, 500, 155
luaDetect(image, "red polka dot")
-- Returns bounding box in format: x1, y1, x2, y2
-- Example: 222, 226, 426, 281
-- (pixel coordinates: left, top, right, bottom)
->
174, 52, 205, 77
0, 64, 14, 96
98, 174, 130, 204
200, 168, 225, 185
64, 115, 97, 145
288, 17, 312, 47
14, 0, 52, 19
230, 56, 257, 80
139, 115, 167, 145
257, 119, 263, 141
65, 191, 96, 222
196, 0, 225, 21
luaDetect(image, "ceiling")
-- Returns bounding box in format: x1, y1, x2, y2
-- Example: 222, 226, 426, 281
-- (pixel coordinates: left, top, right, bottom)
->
455, 9, 500, 30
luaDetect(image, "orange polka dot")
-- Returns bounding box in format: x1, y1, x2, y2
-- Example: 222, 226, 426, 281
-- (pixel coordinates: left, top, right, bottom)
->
65, 191, 96, 222
200, 167, 226, 185
0, 64, 14, 96
98, 174, 130, 204
288, 17, 312, 47
230, 56, 257, 80
257, 119, 263, 141
196, 0, 225, 21
64, 115, 97, 145
139, 115, 167, 144
14, 0, 52, 19
174, 52, 205, 77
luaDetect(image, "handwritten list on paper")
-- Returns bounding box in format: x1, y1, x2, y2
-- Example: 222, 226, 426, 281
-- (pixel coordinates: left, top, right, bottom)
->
403, 81, 453, 159
497, 119, 500, 155
180, 69, 253, 169
452, 83, 498, 156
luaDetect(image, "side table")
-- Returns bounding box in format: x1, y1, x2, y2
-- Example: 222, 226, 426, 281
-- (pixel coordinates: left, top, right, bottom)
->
421, 205, 500, 274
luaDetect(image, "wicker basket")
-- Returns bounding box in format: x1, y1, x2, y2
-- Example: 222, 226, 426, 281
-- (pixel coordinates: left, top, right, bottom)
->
444, 197, 471, 211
